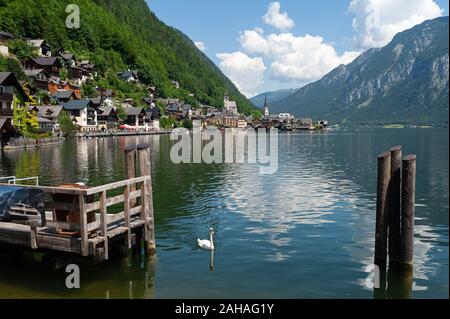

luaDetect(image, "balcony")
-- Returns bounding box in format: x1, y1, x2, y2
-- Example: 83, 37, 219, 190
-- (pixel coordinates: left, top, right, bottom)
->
0, 92, 13, 101
0, 108, 13, 117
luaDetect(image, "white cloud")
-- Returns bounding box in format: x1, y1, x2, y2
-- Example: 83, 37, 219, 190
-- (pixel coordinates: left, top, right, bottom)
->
262, 2, 295, 31
349, 0, 444, 49
216, 51, 266, 97
194, 41, 206, 51
239, 29, 361, 83
239, 29, 269, 55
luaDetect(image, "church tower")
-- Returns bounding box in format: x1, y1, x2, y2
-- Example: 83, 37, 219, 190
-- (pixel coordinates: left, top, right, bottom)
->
264, 96, 269, 117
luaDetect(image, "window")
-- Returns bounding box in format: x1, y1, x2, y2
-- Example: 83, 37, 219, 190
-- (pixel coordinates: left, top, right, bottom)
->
6, 102, 12, 110
0, 86, 3, 94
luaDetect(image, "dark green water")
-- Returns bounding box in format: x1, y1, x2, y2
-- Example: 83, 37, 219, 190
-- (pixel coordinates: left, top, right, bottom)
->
0, 128, 448, 299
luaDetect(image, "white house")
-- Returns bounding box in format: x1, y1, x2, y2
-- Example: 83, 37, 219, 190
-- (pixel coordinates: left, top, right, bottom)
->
62, 99, 99, 132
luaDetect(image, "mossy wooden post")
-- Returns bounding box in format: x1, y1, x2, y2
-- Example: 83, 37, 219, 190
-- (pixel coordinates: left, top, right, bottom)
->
137, 143, 156, 254
387, 267, 413, 299
375, 152, 391, 266
389, 146, 402, 266
79, 194, 88, 256
125, 144, 137, 207
400, 155, 416, 272
100, 190, 109, 260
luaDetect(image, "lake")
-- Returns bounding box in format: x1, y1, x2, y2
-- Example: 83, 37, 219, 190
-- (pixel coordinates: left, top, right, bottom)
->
0, 128, 448, 299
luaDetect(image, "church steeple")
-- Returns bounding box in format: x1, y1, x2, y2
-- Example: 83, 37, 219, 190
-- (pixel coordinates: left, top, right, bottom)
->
264, 96, 269, 117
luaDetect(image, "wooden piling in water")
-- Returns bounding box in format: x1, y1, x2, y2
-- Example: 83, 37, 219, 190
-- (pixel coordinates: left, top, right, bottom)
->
389, 146, 402, 265
400, 155, 416, 271
125, 144, 137, 207
375, 151, 391, 266
137, 143, 156, 254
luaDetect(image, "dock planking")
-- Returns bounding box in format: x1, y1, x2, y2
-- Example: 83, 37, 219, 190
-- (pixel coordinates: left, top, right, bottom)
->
0, 145, 156, 263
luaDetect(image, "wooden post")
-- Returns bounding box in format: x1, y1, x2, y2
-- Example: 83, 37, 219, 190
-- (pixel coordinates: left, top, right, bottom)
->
125, 144, 137, 207
140, 180, 148, 254
79, 195, 88, 256
100, 190, 108, 260
137, 143, 156, 253
389, 146, 402, 266
30, 223, 38, 250
386, 266, 413, 299
124, 184, 132, 249
375, 152, 391, 266
400, 155, 416, 271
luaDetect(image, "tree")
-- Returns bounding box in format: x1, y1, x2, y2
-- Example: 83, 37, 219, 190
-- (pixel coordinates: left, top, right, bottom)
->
160, 116, 176, 129
13, 99, 39, 138
58, 110, 77, 138
7, 39, 37, 61
181, 119, 193, 129
252, 110, 262, 120
81, 83, 98, 98
59, 67, 69, 80
116, 104, 127, 124
0, 56, 26, 80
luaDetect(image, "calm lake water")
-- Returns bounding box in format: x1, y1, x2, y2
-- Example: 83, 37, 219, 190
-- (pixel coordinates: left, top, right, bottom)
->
0, 128, 448, 299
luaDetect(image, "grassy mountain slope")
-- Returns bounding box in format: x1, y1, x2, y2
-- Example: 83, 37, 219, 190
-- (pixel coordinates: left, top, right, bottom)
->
271, 17, 449, 125
0, 0, 257, 114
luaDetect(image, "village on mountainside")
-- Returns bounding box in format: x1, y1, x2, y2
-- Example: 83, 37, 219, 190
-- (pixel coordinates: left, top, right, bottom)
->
1, 32, 327, 150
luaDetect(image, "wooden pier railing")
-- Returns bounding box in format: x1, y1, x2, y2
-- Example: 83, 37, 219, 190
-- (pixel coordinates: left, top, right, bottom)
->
0, 144, 156, 262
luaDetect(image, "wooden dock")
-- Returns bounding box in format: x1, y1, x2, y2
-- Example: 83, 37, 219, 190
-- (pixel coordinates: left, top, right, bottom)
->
0, 144, 155, 263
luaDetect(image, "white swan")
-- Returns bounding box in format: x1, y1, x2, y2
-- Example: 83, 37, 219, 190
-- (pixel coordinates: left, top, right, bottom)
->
197, 228, 215, 251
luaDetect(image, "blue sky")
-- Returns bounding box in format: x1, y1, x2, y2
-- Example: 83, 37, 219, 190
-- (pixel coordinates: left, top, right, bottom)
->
148, 0, 449, 97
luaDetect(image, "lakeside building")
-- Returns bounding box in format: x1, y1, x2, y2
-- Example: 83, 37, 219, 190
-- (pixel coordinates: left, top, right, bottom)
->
36, 105, 63, 133
0, 117, 16, 149
204, 112, 223, 127
124, 107, 147, 130
145, 107, 161, 131
223, 111, 239, 128
97, 107, 119, 130
238, 118, 248, 129
0, 72, 31, 124
279, 113, 294, 121
292, 118, 314, 130
62, 99, 99, 132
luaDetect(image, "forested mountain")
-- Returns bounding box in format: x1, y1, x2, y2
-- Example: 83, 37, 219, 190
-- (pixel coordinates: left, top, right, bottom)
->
270, 17, 449, 125
0, 0, 257, 114
250, 88, 297, 108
